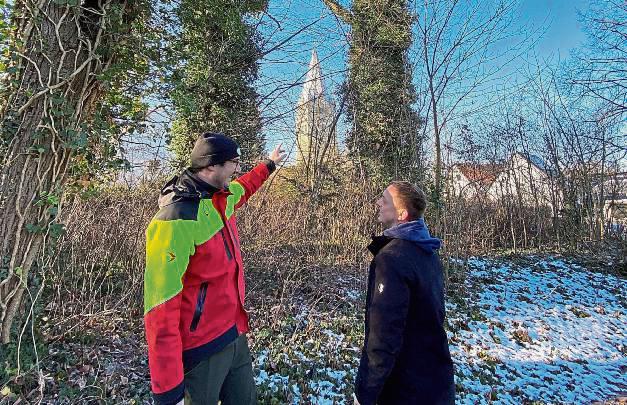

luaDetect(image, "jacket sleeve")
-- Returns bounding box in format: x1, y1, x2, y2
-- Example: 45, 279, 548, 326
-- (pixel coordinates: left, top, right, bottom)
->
227, 160, 274, 212
144, 219, 197, 405
356, 252, 410, 405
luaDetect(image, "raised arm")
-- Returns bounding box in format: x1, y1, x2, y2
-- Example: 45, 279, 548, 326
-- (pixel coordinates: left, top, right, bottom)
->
228, 143, 286, 211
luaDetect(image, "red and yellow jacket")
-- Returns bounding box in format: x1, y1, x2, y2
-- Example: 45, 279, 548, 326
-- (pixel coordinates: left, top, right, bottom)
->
144, 162, 273, 404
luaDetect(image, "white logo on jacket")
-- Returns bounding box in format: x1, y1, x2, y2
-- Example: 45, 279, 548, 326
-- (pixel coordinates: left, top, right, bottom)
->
378, 283, 384, 294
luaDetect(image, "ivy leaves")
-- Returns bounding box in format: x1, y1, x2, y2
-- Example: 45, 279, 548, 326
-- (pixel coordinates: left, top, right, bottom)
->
52, 0, 80, 6
166, 0, 266, 169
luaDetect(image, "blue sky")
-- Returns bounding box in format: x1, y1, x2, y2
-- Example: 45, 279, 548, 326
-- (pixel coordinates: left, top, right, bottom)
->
519, 0, 587, 59
125, 0, 595, 171
255, 0, 592, 153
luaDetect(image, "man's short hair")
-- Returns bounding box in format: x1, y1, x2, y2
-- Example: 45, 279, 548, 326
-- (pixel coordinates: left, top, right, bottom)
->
390, 181, 427, 220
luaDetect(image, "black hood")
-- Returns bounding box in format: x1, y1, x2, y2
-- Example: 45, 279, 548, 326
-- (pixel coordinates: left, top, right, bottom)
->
158, 169, 221, 208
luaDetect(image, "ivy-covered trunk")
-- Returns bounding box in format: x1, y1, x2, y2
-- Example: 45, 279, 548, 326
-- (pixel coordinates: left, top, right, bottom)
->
167, 0, 266, 169
0, 0, 138, 344
322, 0, 422, 184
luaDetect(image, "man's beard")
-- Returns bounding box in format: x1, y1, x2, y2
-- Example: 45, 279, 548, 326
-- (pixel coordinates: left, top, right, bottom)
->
379, 215, 395, 230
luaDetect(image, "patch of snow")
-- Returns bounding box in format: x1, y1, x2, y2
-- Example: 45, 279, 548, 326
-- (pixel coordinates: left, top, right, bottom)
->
254, 255, 626, 403
345, 290, 360, 300
308, 379, 346, 404
450, 256, 627, 403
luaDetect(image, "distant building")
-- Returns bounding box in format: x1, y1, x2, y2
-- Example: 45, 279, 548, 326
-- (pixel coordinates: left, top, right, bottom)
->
448, 153, 560, 211
488, 153, 559, 209
601, 171, 627, 225
448, 162, 505, 199
295, 50, 337, 169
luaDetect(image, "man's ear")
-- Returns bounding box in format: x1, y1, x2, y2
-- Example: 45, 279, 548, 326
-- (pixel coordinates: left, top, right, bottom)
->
397, 209, 409, 222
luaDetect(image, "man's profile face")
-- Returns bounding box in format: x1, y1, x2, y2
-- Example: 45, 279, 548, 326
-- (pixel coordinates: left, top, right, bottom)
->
205, 159, 241, 189
376, 186, 400, 229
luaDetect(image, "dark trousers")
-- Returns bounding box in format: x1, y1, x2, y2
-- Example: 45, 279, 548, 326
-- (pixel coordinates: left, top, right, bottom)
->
184, 334, 257, 405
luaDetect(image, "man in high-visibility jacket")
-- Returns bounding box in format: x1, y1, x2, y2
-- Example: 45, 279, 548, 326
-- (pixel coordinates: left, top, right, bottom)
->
144, 132, 286, 405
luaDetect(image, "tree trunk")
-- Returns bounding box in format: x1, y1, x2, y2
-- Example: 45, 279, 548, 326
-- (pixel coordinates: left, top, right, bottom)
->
429, 76, 442, 226
0, 0, 125, 344
432, 92, 442, 200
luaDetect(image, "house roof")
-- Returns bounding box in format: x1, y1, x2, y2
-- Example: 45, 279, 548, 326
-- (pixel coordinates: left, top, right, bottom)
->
514, 152, 557, 176
454, 163, 505, 187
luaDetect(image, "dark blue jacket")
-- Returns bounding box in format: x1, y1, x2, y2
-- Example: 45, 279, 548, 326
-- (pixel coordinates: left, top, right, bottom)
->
355, 218, 455, 405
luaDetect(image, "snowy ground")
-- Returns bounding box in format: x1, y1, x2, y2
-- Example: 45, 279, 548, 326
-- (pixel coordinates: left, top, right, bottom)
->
448, 256, 627, 404
254, 256, 627, 404
10, 255, 624, 403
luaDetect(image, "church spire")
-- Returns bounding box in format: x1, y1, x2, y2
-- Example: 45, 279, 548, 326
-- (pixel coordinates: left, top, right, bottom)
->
299, 49, 324, 105
295, 49, 337, 170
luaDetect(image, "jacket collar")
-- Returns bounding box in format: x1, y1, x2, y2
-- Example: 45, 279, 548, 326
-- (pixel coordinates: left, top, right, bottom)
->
367, 234, 392, 256
383, 218, 442, 253
158, 169, 225, 208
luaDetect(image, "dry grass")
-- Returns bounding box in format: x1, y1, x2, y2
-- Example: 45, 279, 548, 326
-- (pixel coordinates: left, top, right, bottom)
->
44, 172, 625, 329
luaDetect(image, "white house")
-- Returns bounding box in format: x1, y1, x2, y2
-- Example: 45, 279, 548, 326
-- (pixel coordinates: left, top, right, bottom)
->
602, 171, 627, 226
487, 153, 559, 210
448, 153, 559, 211
448, 162, 504, 200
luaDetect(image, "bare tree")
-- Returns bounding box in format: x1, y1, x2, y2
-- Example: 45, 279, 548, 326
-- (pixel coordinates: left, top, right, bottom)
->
572, 0, 627, 120
533, 66, 626, 242
414, 0, 529, 207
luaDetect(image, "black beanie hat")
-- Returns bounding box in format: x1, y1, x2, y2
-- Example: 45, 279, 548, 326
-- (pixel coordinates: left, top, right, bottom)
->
190, 132, 241, 169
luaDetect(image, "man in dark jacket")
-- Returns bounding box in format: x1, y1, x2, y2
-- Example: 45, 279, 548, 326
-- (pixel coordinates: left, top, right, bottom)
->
144, 132, 286, 405
354, 181, 455, 405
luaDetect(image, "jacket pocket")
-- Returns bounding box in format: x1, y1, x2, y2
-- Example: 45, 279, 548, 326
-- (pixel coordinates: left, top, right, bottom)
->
221, 229, 233, 260
190, 282, 208, 332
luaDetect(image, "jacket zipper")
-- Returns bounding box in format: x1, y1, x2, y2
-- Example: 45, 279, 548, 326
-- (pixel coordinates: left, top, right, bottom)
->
190, 282, 208, 332
219, 215, 244, 308
221, 229, 233, 260
228, 221, 240, 249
